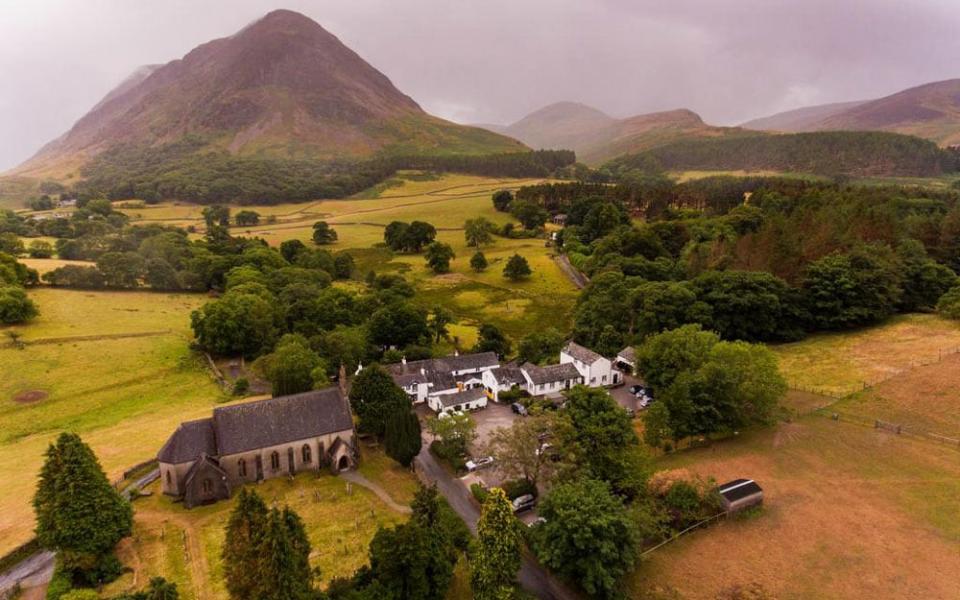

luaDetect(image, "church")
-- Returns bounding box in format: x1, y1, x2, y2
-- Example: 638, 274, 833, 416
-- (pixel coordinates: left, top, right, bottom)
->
157, 387, 357, 508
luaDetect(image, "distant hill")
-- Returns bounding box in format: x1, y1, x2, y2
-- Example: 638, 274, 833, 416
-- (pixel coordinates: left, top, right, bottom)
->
741, 79, 960, 146
607, 131, 956, 178
12, 9, 524, 179
485, 103, 747, 165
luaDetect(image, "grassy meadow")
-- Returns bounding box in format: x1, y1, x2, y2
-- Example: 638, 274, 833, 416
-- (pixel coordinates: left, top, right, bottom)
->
102, 454, 415, 600
121, 172, 580, 341
0, 288, 224, 556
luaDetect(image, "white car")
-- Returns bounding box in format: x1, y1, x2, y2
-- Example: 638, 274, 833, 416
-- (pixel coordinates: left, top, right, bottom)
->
466, 456, 495, 472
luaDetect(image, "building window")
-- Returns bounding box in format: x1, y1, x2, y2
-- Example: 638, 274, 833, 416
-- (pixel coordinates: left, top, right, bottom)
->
302, 444, 312, 463
165, 470, 171, 485
238, 459, 247, 477
602, 375, 607, 383
590, 377, 596, 384
202, 478, 213, 494
271, 451, 280, 470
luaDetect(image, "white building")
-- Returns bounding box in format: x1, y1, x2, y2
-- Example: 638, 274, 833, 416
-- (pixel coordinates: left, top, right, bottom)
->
615, 346, 636, 374
428, 387, 487, 415
560, 341, 619, 387
385, 352, 499, 412
520, 362, 584, 398
481, 366, 527, 402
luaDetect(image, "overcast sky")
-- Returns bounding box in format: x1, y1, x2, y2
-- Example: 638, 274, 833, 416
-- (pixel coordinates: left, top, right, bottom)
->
2, 0, 960, 171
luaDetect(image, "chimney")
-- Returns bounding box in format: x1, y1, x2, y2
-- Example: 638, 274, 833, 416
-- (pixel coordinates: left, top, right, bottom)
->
339, 363, 348, 396
454, 349, 459, 356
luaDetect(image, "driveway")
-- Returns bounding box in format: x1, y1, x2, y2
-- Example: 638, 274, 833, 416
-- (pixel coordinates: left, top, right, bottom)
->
609, 373, 646, 412
414, 444, 580, 600
471, 401, 518, 449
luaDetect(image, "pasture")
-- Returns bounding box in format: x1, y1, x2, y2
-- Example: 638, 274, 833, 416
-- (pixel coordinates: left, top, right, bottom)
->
630, 415, 960, 599
772, 313, 960, 397
102, 455, 415, 600
0, 288, 223, 556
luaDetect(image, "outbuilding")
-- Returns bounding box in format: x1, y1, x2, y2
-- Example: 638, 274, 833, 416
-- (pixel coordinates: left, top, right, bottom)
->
717, 479, 763, 513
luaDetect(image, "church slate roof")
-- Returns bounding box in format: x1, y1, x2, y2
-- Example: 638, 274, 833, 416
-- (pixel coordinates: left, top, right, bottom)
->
157, 418, 217, 464
213, 388, 354, 456
562, 341, 605, 365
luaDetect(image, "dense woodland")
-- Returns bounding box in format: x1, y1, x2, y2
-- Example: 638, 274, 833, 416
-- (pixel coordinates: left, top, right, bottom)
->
75, 136, 574, 204
606, 130, 960, 177
504, 176, 960, 353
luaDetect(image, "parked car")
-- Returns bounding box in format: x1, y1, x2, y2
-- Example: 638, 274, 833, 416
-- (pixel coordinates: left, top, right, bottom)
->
630, 384, 645, 396
535, 442, 554, 456
466, 456, 495, 472
527, 516, 547, 528
512, 494, 536, 513
511, 402, 528, 416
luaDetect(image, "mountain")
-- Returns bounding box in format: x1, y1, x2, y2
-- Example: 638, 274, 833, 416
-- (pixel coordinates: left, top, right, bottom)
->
486, 103, 744, 165
741, 100, 869, 132
12, 9, 523, 178
741, 79, 960, 146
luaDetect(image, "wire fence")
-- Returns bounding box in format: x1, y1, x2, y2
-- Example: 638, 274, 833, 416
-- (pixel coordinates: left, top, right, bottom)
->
640, 512, 728, 557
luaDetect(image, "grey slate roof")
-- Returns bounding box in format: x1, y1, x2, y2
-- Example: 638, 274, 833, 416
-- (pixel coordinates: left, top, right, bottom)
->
158, 418, 217, 464
213, 388, 354, 456
388, 352, 498, 379
522, 362, 583, 385
489, 366, 526, 386
562, 341, 604, 365
617, 346, 636, 362
436, 388, 487, 409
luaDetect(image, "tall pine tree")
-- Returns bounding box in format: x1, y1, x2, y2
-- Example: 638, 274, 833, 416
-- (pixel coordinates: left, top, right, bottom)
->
471, 487, 522, 600
33, 433, 133, 578
222, 488, 268, 599
385, 408, 422, 467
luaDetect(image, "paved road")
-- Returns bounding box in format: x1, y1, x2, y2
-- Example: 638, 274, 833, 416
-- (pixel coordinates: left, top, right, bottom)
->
0, 551, 54, 596
339, 470, 412, 514
414, 445, 581, 600
553, 255, 590, 290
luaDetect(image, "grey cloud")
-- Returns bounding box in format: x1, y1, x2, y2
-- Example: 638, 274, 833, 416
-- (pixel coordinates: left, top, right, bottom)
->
2, 0, 958, 171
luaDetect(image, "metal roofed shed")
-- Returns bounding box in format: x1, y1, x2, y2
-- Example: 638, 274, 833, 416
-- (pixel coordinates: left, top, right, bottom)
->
717, 479, 763, 513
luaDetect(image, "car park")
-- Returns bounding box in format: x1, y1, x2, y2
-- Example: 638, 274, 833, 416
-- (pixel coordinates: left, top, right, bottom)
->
512, 494, 537, 513
466, 456, 495, 472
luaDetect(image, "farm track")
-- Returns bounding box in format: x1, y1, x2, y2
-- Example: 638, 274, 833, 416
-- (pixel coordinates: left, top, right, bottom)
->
8, 330, 172, 347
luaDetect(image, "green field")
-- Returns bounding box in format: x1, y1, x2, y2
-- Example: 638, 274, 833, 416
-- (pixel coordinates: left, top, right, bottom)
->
121, 173, 580, 340
0, 288, 224, 556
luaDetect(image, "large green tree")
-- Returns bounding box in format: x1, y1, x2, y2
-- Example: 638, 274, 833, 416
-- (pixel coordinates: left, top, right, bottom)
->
258, 334, 326, 397
533, 479, 638, 599
223, 488, 268, 600
471, 488, 522, 600
0, 285, 38, 323
425, 242, 456, 274
503, 254, 532, 281
473, 323, 511, 358
464, 217, 495, 247
190, 287, 279, 357
350, 364, 411, 436
938, 285, 960, 320
33, 433, 133, 579
385, 407, 423, 467
312, 221, 338, 245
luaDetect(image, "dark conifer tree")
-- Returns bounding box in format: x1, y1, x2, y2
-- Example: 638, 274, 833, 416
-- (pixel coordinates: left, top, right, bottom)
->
222, 488, 268, 600
385, 408, 422, 467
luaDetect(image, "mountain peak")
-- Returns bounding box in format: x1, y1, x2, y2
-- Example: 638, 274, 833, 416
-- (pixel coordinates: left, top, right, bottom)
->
13, 10, 525, 177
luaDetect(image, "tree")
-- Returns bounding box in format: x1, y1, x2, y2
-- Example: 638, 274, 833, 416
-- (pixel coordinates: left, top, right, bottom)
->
367, 302, 429, 349
97, 252, 145, 288
190, 288, 279, 357
0, 286, 38, 323
801, 244, 903, 330
638, 325, 786, 446
492, 189, 513, 212
483, 413, 560, 489
406, 221, 438, 252
112, 577, 179, 600
33, 433, 133, 579
258, 335, 325, 397
334, 252, 355, 279
470, 251, 488, 273
235, 210, 261, 226
896, 240, 957, 312
428, 306, 454, 343
28, 240, 54, 258
561, 386, 646, 496
280, 239, 306, 263
471, 488, 522, 600
636, 324, 719, 392
425, 242, 456, 274
385, 407, 422, 467
312, 221, 338, 245
532, 479, 638, 599
473, 323, 511, 358
202, 205, 231, 228
0, 233, 25, 256
145, 258, 181, 290
503, 254, 532, 281
516, 328, 563, 365
509, 199, 548, 230
425, 412, 477, 458
384, 221, 411, 251
350, 364, 411, 436
222, 488, 268, 600
938, 285, 960, 320
691, 270, 795, 342
465, 217, 495, 247
256, 507, 315, 600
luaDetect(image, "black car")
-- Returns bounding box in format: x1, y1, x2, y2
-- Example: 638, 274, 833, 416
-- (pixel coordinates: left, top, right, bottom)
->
630, 384, 645, 396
